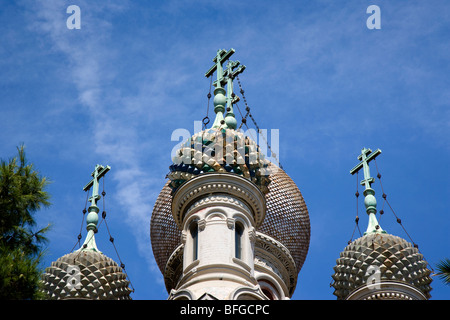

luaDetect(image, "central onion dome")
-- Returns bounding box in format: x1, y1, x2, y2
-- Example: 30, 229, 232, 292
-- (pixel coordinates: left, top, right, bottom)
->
151, 127, 311, 283
151, 48, 310, 296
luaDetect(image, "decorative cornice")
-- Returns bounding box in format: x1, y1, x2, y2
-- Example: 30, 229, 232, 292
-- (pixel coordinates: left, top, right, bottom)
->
164, 244, 185, 293
254, 232, 297, 296
171, 173, 266, 229
188, 195, 250, 215
346, 280, 428, 300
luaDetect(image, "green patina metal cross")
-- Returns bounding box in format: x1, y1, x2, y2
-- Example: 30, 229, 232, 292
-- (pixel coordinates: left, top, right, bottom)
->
223, 60, 246, 129
79, 164, 110, 252
350, 148, 386, 235
83, 164, 110, 210
350, 148, 381, 189
224, 60, 246, 105
205, 48, 236, 89
205, 49, 246, 129
205, 49, 236, 129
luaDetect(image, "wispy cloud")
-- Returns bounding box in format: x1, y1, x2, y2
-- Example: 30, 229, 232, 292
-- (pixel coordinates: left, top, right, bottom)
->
25, 0, 177, 286
7, 0, 448, 300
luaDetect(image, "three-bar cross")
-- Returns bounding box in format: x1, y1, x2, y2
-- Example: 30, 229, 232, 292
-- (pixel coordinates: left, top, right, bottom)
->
350, 148, 381, 190
83, 164, 110, 210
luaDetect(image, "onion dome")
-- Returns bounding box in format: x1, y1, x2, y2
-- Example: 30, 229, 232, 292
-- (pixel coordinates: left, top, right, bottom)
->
151, 48, 310, 293
41, 165, 132, 300
331, 148, 432, 300
151, 162, 310, 280
41, 250, 132, 300
331, 233, 433, 300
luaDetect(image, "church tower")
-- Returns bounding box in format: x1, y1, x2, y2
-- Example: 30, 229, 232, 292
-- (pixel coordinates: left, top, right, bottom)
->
331, 148, 433, 300
41, 165, 133, 300
150, 49, 311, 300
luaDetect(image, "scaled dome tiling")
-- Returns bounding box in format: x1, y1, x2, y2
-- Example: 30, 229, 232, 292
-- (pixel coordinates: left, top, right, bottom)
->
41, 250, 132, 300
331, 232, 432, 300
167, 128, 271, 195
151, 161, 311, 275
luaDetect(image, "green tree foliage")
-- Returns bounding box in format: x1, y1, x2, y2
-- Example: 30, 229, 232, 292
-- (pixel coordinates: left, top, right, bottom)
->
436, 258, 450, 286
0, 145, 51, 299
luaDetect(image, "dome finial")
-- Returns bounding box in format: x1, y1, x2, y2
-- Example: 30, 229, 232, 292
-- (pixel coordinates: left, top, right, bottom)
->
205, 48, 245, 129
350, 148, 386, 235
79, 164, 111, 252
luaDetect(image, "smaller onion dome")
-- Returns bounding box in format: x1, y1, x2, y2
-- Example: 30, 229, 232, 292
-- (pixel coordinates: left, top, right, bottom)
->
332, 147, 433, 300
41, 250, 132, 300
41, 164, 132, 300
331, 233, 433, 300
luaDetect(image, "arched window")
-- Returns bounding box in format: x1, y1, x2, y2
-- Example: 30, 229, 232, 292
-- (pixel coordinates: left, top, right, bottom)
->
235, 222, 244, 259
189, 222, 198, 261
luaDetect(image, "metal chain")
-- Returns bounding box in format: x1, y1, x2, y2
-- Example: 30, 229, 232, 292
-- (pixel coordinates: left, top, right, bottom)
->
373, 159, 434, 272
202, 75, 213, 130
100, 176, 135, 292
235, 75, 283, 169
349, 171, 362, 243
373, 159, 416, 245
70, 175, 135, 292
70, 191, 90, 252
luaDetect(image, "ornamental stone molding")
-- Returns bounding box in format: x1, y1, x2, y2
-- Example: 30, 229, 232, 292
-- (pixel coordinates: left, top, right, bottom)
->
229, 284, 267, 300
164, 244, 184, 293
197, 219, 206, 231
171, 173, 266, 229
254, 232, 297, 297
346, 280, 428, 300
187, 195, 251, 221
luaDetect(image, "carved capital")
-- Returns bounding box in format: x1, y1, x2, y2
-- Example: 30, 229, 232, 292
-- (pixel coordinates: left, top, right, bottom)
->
248, 227, 256, 244
227, 217, 235, 229
180, 231, 187, 244
198, 219, 206, 231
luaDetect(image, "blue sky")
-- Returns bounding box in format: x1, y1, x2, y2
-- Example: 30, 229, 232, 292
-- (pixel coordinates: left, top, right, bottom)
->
1, 0, 449, 300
